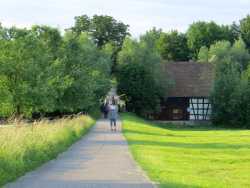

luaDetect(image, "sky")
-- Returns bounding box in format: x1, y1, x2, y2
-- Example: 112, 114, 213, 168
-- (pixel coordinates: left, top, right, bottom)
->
0, 0, 250, 37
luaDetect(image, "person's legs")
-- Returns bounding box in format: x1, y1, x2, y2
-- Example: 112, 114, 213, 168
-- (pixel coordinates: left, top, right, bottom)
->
110, 119, 113, 130
113, 119, 117, 131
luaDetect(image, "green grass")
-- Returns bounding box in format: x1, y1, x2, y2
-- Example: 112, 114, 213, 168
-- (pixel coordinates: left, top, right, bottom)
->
0, 115, 95, 186
122, 113, 250, 188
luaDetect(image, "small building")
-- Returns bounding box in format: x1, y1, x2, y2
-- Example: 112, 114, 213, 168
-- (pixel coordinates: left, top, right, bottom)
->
156, 62, 214, 121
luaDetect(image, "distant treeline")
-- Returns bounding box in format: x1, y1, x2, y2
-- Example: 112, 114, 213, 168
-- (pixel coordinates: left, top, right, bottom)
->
1, 14, 250, 127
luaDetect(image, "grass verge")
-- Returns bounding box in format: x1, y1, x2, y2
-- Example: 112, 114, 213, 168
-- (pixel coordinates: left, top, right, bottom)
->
122, 113, 250, 188
0, 115, 95, 186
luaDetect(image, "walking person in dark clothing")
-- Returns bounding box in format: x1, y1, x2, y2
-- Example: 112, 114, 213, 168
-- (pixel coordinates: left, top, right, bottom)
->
104, 102, 109, 119
100, 103, 105, 118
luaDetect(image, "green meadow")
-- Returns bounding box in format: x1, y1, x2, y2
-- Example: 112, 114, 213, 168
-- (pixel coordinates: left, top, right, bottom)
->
122, 113, 250, 188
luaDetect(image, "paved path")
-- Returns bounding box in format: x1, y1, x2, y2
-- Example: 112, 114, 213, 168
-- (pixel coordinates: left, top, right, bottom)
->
6, 119, 155, 188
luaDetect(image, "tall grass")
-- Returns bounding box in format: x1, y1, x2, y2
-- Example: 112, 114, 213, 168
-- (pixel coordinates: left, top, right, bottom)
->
0, 115, 95, 186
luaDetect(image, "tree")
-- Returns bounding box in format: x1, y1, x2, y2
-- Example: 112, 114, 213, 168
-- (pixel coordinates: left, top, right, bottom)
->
71, 15, 91, 35
140, 27, 162, 49
117, 36, 168, 118
31, 25, 63, 59
58, 32, 111, 113
0, 25, 112, 118
117, 63, 162, 117
197, 46, 209, 63
210, 60, 241, 125
198, 39, 250, 70
71, 14, 129, 48
158, 31, 190, 61
71, 15, 129, 72
240, 15, 250, 51
206, 39, 250, 127
0, 27, 65, 116
230, 22, 241, 41
187, 21, 237, 58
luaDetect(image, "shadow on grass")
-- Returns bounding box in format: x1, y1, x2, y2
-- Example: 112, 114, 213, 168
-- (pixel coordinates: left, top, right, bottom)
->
155, 123, 246, 132
159, 182, 202, 188
123, 129, 190, 137
126, 140, 250, 150
97, 137, 250, 150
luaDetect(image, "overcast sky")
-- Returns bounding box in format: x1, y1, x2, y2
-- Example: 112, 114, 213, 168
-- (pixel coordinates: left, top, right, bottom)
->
0, 0, 250, 37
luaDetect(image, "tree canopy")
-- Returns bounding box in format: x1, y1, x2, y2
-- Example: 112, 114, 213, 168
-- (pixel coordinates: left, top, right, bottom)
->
187, 21, 238, 58
199, 39, 250, 127
158, 31, 190, 61
71, 14, 129, 48
0, 25, 112, 118
117, 34, 168, 118
240, 15, 250, 51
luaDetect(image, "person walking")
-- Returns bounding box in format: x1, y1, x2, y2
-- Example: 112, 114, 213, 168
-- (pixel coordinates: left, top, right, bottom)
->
103, 102, 109, 119
108, 101, 118, 131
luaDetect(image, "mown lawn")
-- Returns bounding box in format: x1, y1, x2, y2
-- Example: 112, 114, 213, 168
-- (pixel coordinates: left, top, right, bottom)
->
122, 113, 250, 188
0, 115, 95, 186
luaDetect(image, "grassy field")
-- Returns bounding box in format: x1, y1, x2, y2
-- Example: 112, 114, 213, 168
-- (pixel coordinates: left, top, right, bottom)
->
122, 113, 250, 188
0, 115, 95, 186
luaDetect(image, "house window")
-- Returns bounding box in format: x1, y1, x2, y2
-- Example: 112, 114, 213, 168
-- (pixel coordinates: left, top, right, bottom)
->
189, 98, 211, 120
172, 109, 183, 120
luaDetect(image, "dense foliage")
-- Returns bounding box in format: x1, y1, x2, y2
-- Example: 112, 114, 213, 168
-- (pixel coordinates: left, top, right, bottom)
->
156, 21, 241, 61
158, 31, 190, 61
198, 39, 250, 128
187, 21, 238, 58
0, 115, 95, 186
71, 15, 130, 72
117, 33, 168, 118
240, 15, 250, 51
0, 25, 112, 118
71, 15, 129, 48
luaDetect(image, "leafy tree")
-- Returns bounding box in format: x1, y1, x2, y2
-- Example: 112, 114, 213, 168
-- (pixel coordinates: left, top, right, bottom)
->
210, 60, 241, 125
71, 15, 91, 35
58, 32, 111, 113
240, 15, 250, 50
117, 63, 161, 117
230, 22, 241, 41
187, 21, 237, 58
197, 46, 209, 62
140, 27, 162, 49
71, 15, 129, 48
158, 31, 189, 61
117, 36, 167, 118
0, 25, 112, 118
208, 41, 231, 62
206, 39, 250, 127
0, 27, 64, 116
230, 39, 250, 71
31, 25, 63, 59
71, 14, 129, 72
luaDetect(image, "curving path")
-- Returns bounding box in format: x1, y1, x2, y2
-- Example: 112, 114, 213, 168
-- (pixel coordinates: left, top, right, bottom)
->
6, 119, 155, 188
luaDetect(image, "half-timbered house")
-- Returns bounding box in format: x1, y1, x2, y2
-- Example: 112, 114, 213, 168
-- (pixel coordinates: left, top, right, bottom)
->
156, 62, 214, 121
